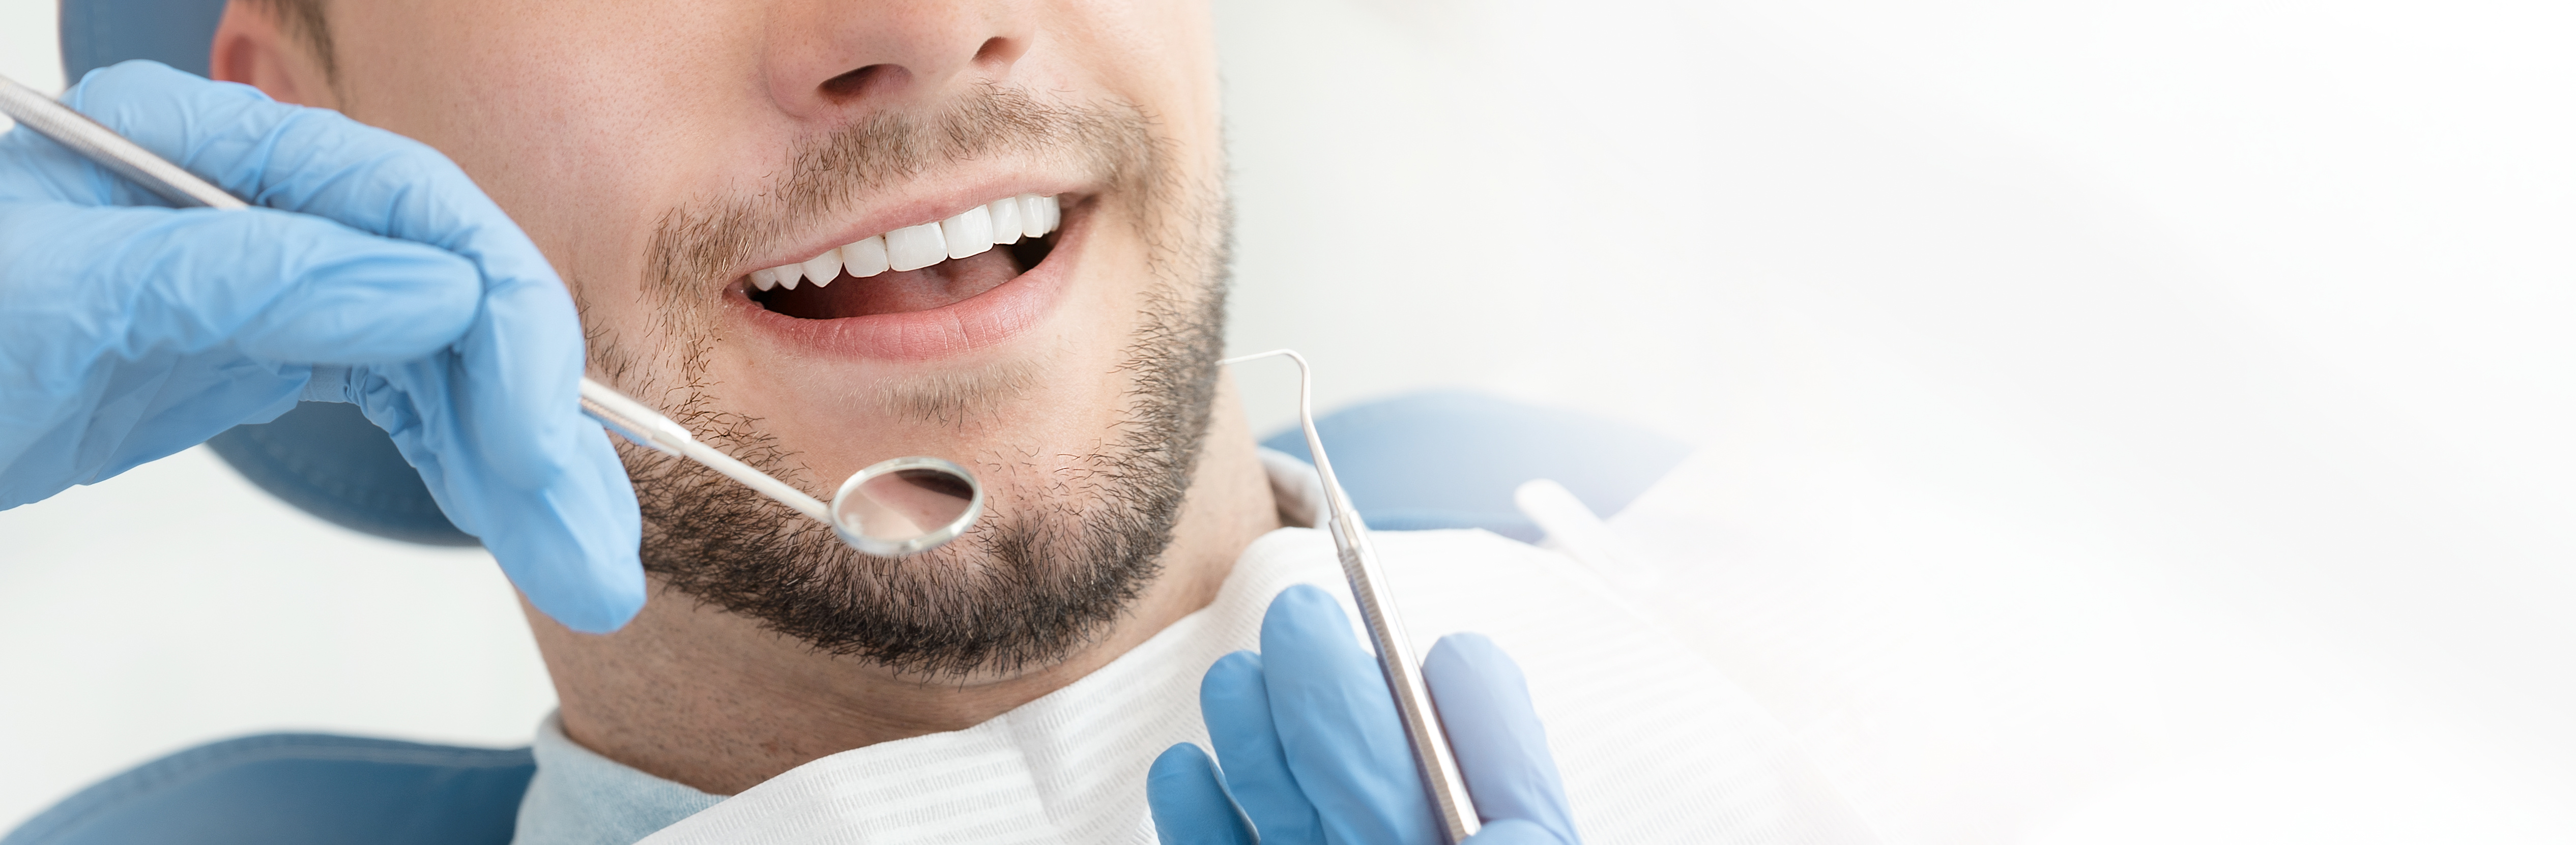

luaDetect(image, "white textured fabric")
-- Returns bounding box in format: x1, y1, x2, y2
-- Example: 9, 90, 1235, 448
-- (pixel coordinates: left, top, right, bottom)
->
636, 526, 1879, 844
512, 450, 1321, 845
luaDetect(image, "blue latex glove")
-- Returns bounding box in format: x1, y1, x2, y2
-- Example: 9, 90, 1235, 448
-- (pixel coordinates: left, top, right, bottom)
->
1148, 585, 1582, 845
0, 62, 644, 633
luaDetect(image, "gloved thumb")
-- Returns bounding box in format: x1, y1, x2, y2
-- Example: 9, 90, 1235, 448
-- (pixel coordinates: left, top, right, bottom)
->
471, 430, 647, 633
1424, 632, 1581, 844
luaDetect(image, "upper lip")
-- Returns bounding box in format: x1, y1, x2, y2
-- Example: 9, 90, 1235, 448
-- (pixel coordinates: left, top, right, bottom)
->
732, 174, 1090, 286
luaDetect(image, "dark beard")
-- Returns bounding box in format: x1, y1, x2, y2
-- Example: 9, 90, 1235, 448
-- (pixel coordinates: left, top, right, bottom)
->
624, 275, 1227, 679
599, 81, 1237, 678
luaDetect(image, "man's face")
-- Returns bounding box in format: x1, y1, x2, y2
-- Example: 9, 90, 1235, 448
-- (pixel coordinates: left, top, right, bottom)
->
320, 1, 1231, 676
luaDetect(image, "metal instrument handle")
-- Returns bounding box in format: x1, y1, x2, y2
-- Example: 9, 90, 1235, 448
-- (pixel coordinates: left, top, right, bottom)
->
1223, 349, 1481, 843
575, 381, 831, 524
0, 74, 247, 210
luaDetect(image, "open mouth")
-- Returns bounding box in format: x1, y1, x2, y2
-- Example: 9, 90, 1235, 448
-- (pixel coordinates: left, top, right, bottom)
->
747, 194, 1062, 320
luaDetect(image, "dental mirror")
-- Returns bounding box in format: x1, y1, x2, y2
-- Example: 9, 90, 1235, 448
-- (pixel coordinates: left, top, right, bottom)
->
830, 456, 983, 556
576, 380, 982, 557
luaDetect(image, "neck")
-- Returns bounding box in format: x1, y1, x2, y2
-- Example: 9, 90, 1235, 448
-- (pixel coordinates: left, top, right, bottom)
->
526, 386, 1281, 795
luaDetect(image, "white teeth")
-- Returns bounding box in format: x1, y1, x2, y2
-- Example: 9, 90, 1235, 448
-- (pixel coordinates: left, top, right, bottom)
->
800, 248, 844, 288
988, 198, 1022, 245
755, 195, 1058, 290
1018, 194, 1054, 240
885, 222, 947, 272
843, 235, 889, 278
943, 206, 995, 261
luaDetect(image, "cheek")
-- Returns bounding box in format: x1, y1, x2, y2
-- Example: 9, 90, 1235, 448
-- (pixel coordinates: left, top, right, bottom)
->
1065, 0, 1219, 93
337, 0, 768, 323
1048, 0, 1223, 173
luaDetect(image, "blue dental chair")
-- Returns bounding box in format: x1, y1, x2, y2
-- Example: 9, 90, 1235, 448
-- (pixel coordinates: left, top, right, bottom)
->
7, 6, 1692, 843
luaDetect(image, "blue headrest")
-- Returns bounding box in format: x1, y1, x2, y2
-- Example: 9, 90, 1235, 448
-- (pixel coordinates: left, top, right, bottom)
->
1, 733, 533, 845
61, 0, 228, 80
1260, 391, 1691, 542
204, 403, 478, 545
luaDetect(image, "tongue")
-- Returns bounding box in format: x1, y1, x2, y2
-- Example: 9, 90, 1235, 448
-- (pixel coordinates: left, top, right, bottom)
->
758, 248, 1025, 320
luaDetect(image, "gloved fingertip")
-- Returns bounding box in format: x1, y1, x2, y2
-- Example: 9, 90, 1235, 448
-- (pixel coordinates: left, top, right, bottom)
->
1147, 744, 1257, 845
561, 537, 645, 634
1150, 742, 1221, 784
1422, 633, 1580, 843
496, 472, 646, 635
541, 564, 646, 634
581, 465, 649, 634
1269, 584, 1344, 619
1203, 651, 1264, 696
1425, 632, 1529, 695
1260, 585, 1363, 659
1199, 651, 1277, 765
1463, 818, 1572, 845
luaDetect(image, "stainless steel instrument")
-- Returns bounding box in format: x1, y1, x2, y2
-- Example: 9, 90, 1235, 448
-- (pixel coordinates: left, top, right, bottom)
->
1225, 349, 1482, 843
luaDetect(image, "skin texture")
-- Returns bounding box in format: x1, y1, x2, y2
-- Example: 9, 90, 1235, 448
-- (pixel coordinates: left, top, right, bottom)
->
211, 0, 1279, 794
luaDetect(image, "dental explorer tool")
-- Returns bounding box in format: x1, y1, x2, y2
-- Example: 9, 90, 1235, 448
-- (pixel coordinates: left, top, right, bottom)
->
1224, 349, 1482, 843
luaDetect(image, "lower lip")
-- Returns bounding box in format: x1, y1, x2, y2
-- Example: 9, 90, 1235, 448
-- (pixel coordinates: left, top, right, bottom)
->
728, 213, 1082, 361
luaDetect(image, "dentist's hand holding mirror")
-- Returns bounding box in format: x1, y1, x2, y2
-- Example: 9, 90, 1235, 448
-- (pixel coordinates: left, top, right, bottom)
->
0, 62, 984, 634
0, 62, 647, 632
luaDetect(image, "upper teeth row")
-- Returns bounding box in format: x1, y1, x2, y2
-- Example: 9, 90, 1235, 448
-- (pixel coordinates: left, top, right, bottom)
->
751, 194, 1062, 292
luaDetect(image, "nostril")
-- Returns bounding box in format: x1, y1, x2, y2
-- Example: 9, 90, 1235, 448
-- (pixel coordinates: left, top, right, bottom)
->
973, 37, 1026, 67
821, 64, 908, 101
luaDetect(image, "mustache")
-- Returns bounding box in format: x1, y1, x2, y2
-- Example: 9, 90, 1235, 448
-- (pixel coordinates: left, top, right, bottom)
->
642, 82, 1161, 299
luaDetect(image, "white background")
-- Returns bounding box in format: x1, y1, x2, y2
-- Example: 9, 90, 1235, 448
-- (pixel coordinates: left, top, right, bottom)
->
7, 1, 2575, 841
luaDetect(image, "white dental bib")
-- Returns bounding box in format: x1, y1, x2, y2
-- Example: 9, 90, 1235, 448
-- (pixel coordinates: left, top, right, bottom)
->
635, 527, 1875, 844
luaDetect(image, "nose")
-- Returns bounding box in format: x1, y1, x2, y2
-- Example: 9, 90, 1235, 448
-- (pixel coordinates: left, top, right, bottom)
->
763, 0, 1035, 120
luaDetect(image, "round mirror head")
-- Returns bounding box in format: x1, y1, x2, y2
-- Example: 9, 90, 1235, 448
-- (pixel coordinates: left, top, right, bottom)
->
830, 456, 983, 557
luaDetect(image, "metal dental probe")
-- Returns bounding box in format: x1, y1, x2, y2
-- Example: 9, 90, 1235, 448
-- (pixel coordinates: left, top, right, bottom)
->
1225, 349, 1481, 843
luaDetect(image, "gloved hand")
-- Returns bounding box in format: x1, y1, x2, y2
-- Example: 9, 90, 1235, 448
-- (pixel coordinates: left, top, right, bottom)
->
0, 61, 644, 633
1147, 585, 1582, 844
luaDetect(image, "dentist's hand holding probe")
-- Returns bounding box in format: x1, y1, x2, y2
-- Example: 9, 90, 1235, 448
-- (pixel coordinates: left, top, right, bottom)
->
0, 61, 645, 633
1149, 586, 1583, 845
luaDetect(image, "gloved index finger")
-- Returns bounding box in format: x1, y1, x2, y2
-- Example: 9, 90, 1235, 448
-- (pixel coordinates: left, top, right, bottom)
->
64, 61, 589, 486
1201, 651, 1326, 845
0, 199, 481, 366
1146, 743, 1259, 845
